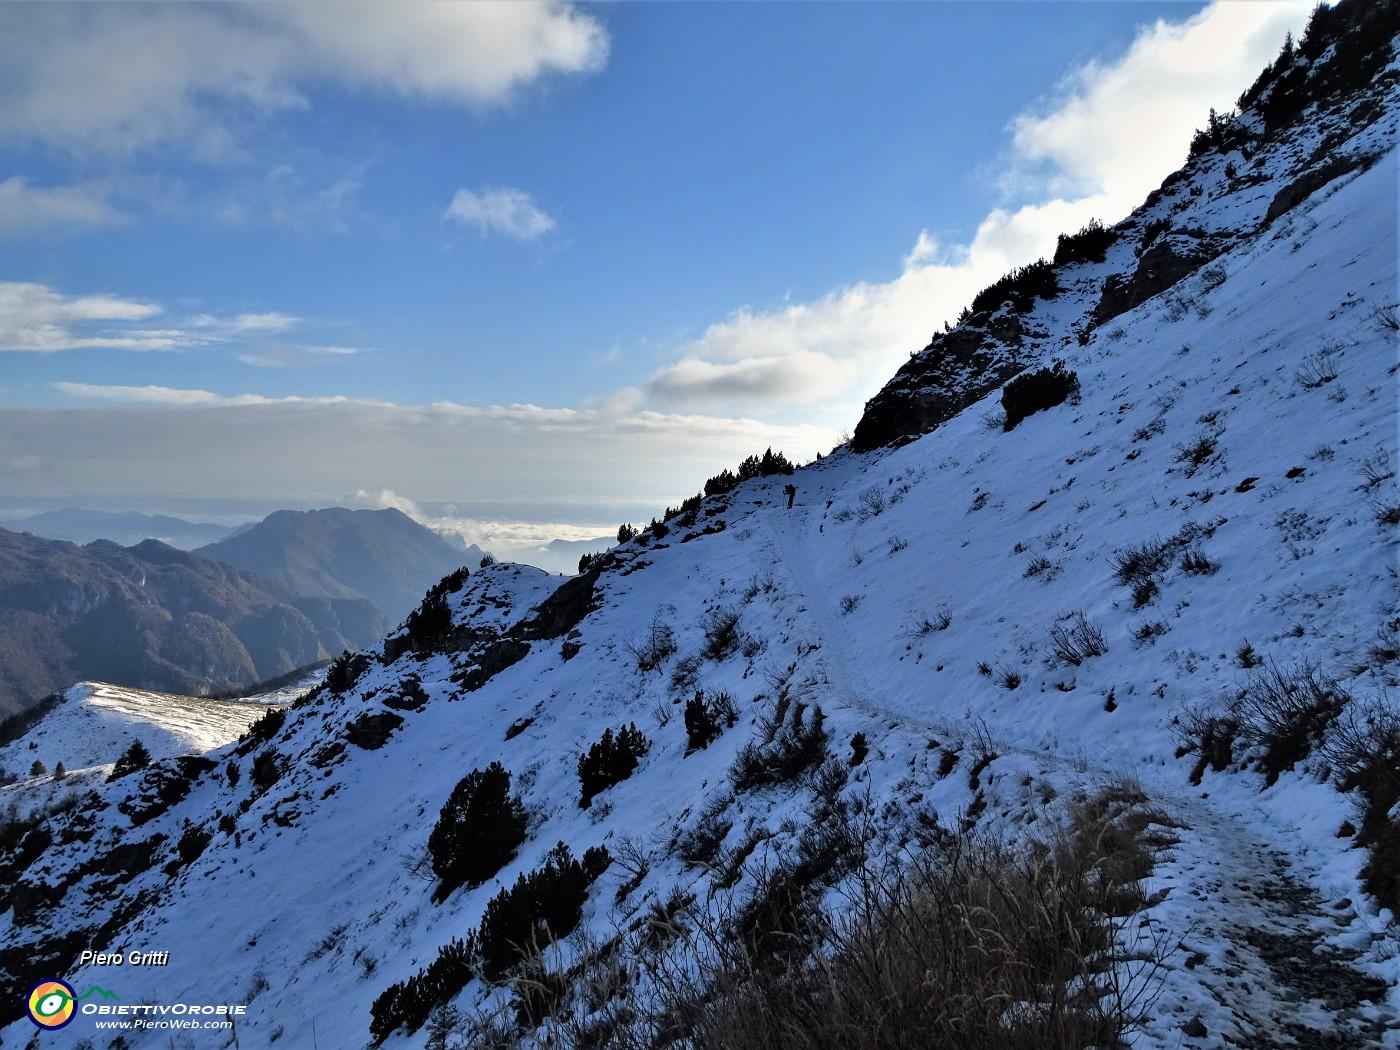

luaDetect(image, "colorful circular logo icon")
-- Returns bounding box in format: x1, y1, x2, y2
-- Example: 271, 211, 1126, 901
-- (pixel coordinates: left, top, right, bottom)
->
27, 979, 76, 1029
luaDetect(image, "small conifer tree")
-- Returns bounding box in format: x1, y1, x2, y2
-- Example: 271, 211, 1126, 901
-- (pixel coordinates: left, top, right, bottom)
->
111, 739, 152, 780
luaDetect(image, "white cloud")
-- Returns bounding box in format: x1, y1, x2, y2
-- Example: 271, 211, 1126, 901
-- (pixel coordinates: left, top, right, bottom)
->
231, 313, 301, 333
645, 1, 1309, 417
1007, 2, 1306, 209
0, 281, 375, 366
0, 2, 609, 154
0, 282, 168, 352
0, 177, 129, 233
274, 2, 608, 105
236, 344, 365, 368
445, 186, 556, 240
351, 488, 424, 518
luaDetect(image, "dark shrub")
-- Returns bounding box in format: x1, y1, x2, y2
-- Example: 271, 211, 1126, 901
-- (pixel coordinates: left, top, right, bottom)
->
369, 934, 478, 1044
326, 650, 371, 694
1002, 362, 1079, 431
1053, 219, 1116, 266
405, 592, 451, 644
477, 842, 609, 980
174, 821, 212, 867
685, 690, 738, 754
427, 762, 527, 901
668, 449, 795, 521
110, 739, 152, 781
249, 750, 285, 793
1326, 702, 1400, 915
117, 756, 215, 825
239, 706, 286, 750
578, 724, 650, 808
971, 259, 1060, 314
848, 732, 869, 766
1235, 660, 1347, 785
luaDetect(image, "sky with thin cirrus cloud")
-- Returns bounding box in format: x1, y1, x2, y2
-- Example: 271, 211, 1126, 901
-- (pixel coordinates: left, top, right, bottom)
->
0, 1, 1309, 564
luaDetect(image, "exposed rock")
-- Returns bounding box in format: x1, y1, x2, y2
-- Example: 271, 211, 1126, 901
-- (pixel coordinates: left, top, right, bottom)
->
1093, 231, 1230, 326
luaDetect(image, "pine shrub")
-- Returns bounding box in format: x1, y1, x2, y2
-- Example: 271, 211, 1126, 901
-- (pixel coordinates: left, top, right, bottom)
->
428, 762, 528, 901
477, 842, 611, 980
1052, 219, 1115, 266
578, 725, 650, 808
1002, 362, 1080, 431
971, 259, 1060, 315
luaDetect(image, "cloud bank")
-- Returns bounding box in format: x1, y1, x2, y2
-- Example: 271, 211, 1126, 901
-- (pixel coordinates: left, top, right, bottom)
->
8, 386, 836, 524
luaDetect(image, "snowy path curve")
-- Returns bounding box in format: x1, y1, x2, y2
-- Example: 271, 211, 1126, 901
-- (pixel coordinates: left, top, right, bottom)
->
747, 500, 1399, 1050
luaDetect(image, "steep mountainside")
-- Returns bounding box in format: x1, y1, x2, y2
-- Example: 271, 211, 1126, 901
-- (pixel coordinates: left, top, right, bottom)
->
855, 0, 1397, 453
0, 529, 385, 716
1, 5, 1396, 1048
196, 506, 482, 624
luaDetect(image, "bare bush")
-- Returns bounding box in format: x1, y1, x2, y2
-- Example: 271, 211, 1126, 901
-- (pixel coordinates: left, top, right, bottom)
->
702, 606, 744, 662
731, 702, 828, 792
1323, 699, 1400, 914
625, 613, 676, 672
1049, 612, 1110, 666
1024, 553, 1059, 580
1233, 660, 1347, 784
1295, 347, 1340, 388
1175, 705, 1240, 786
857, 485, 887, 518
1179, 545, 1219, 575
1355, 448, 1395, 492
1172, 431, 1219, 477
905, 606, 953, 636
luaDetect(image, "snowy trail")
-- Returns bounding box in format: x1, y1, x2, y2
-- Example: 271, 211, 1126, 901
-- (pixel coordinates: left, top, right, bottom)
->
750, 497, 1399, 1050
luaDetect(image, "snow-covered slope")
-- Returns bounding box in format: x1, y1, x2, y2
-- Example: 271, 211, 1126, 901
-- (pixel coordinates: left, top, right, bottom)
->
2, 7, 1397, 1049
0, 679, 306, 783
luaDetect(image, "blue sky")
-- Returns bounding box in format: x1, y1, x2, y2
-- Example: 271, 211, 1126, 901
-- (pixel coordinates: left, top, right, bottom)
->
0, 1, 1309, 566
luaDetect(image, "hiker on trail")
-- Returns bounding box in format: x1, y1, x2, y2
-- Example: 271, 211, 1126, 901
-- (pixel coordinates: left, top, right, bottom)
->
784, 483, 796, 509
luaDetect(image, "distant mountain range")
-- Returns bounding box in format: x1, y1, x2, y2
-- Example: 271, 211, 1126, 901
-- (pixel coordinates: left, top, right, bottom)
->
2, 508, 238, 549
194, 507, 484, 623
0, 528, 387, 717
0, 507, 484, 716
